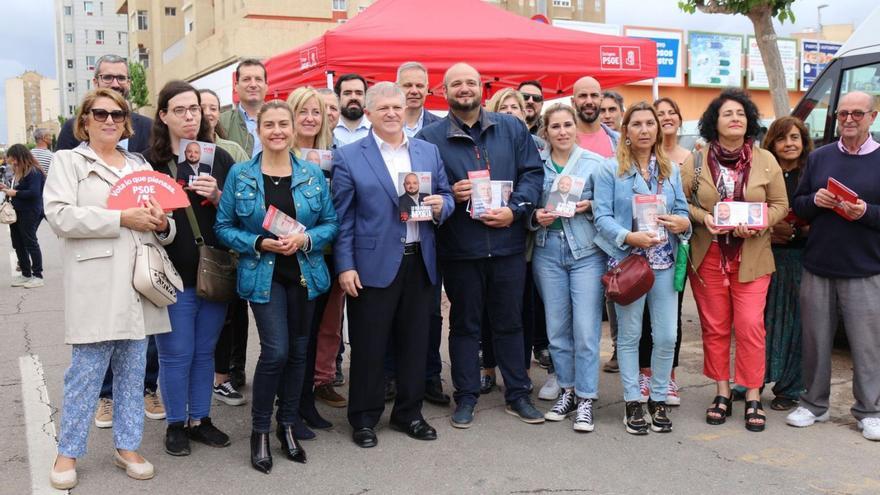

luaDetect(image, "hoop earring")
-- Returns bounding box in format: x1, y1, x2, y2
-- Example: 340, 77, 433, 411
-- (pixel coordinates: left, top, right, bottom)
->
625, 138, 632, 146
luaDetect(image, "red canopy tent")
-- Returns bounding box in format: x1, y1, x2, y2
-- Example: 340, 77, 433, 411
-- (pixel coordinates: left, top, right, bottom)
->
263, 0, 657, 108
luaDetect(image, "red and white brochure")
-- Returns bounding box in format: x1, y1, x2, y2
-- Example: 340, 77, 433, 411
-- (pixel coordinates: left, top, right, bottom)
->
262, 205, 306, 237
106, 170, 190, 212
713, 201, 768, 230
827, 177, 859, 221
468, 170, 491, 218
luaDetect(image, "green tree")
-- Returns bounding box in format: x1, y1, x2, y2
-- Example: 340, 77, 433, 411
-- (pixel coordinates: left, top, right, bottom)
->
679, 0, 796, 118
128, 61, 150, 111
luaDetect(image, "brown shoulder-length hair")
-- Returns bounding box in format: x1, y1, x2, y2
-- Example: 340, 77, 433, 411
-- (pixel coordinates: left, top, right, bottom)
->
616, 102, 672, 180
5, 144, 43, 179
149, 80, 213, 165
761, 116, 813, 169
73, 88, 134, 142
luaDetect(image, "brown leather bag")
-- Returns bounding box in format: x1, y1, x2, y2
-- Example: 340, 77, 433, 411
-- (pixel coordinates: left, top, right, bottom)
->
602, 254, 654, 306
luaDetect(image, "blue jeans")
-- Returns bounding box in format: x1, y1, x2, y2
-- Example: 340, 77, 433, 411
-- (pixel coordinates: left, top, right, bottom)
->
615, 267, 677, 402
58, 339, 147, 458
249, 281, 314, 433
532, 231, 607, 399
155, 288, 227, 423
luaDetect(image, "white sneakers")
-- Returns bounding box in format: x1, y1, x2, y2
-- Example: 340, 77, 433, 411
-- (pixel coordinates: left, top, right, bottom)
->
113, 450, 155, 480
538, 373, 561, 401
786, 406, 830, 427
10, 276, 44, 288
858, 417, 880, 441
10, 275, 30, 287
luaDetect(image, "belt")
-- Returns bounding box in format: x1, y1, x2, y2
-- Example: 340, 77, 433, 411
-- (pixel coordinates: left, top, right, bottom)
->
403, 242, 421, 255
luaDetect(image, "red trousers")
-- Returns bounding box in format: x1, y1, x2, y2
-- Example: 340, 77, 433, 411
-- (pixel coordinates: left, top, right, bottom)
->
689, 243, 770, 389
314, 280, 346, 386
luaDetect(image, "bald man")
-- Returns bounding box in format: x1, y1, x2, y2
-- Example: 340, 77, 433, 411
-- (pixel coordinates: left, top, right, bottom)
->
789, 91, 880, 441
417, 63, 545, 428
571, 76, 619, 159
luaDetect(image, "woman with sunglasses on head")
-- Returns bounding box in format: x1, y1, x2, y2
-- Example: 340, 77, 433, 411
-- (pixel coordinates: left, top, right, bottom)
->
146, 80, 237, 457
1, 144, 46, 289
215, 100, 338, 473
593, 102, 691, 435
45, 88, 173, 489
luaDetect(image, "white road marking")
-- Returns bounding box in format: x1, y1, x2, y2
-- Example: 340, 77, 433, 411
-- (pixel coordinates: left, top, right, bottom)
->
19, 355, 68, 495
9, 250, 16, 278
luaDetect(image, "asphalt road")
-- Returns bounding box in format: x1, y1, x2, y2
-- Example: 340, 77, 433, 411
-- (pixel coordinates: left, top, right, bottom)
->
1, 222, 877, 495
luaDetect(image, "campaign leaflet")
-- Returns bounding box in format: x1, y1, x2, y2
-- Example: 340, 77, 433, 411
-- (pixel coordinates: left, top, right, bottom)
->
397, 171, 433, 222
713, 201, 768, 230
491, 180, 513, 209
632, 194, 668, 242
178, 139, 215, 186
262, 205, 306, 237
468, 170, 492, 218
545, 175, 585, 218
827, 177, 859, 221
300, 148, 333, 172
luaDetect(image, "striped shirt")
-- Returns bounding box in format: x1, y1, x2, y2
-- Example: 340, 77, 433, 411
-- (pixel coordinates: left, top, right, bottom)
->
31, 148, 54, 174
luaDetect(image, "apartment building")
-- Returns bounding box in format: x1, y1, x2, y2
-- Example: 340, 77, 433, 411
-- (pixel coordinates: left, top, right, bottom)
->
55, 0, 130, 117
4, 71, 61, 145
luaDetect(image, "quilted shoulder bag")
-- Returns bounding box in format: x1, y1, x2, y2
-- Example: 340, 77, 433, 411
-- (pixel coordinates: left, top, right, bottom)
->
133, 241, 184, 307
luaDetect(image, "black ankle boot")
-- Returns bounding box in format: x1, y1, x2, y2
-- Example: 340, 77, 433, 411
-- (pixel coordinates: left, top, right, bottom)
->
250, 431, 272, 474
276, 424, 307, 463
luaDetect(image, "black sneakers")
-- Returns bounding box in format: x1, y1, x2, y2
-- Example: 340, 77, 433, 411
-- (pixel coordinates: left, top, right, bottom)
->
165, 422, 190, 456
213, 380, 246, 406
544, 389, 577, 421
624, 401, 649, 435
648, 399, 673, 433
188, 417, 231, 448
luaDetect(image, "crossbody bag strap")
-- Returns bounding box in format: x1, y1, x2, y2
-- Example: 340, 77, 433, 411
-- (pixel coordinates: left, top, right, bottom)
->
690, 150, 703, 206
167, 159, 205, 246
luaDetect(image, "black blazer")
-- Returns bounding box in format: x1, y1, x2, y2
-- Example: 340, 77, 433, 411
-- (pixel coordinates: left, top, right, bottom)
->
56, 112, 153, 153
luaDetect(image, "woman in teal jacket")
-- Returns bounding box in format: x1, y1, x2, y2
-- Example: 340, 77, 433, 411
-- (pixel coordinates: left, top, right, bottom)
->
215, 100, 338, 473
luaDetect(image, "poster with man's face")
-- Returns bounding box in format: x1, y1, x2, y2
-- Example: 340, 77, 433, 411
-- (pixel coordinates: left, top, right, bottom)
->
713, 201, 767, 229
301, 148, 333, 171
397, 171, 432, 222
178, 139, 216, 184
546, 175, 585, 217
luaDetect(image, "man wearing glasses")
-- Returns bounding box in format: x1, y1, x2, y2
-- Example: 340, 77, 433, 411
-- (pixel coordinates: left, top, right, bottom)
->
789, 91, 880, 441
56, 54, 153, 153
518, 81, 544, 135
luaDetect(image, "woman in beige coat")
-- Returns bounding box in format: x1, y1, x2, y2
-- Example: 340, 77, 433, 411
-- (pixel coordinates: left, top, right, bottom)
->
43, 89, 175, 490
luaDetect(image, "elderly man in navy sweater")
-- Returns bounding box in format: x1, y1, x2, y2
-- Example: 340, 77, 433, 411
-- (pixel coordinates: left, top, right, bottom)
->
788, 91, 880, 441
418, 63, 545, 428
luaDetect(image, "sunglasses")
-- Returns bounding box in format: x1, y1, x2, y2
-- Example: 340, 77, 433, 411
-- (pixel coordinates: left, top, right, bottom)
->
90, 108, 128, 123
521, 93, 544, 103
835, 109, 874, 122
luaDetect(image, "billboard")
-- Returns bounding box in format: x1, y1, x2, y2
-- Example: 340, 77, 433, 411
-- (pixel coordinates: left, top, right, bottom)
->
800, 39, 842, 91
747, 36, 798, 90
688, 31, 744, 88
624, 27, 685, 86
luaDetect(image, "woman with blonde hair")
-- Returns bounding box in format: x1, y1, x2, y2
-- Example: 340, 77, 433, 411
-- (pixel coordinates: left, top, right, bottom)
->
287, 86, 333, 154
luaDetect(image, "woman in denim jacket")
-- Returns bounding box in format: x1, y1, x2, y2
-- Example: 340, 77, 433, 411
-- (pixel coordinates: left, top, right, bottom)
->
593, 102, 691, 435
529, 104, 607, 432
215, 101, 338, 473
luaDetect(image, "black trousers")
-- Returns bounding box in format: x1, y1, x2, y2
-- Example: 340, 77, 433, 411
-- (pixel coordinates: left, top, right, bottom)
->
214, 297, 249, 375
347, 254, 432, 429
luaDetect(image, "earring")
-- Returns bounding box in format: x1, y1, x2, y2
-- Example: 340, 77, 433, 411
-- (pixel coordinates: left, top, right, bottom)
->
625, 138, 632, 146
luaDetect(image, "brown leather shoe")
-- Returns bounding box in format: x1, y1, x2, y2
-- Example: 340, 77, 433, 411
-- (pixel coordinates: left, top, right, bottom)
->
315, 384, 347, 408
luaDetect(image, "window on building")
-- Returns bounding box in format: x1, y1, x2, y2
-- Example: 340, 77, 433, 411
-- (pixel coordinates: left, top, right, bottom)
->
86, 79, 91, 90
69, 105, 75, 115
552, 0, 572, 7
66, 59, 74, 69
184, 8, 194, 34
83, 29, 88, 43
165, 7, 176, 15
99, 1, 103, 15
95, 30, 104, 45
86, 55, 96, 70
65, 33, 73, 43
137, 10, 148, 30
137, 46, 149, 69
332, 0, 347, 11
63, 5, 72, 15
83, 1, 93, 15
67, 82, 75, 92
118, 31, 126, 45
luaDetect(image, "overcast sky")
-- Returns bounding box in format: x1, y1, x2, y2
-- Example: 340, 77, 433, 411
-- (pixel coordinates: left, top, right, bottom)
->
1, 0, 876, 143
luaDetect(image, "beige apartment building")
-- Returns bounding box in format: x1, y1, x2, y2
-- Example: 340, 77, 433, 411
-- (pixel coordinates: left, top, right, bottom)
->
4, 71, 61, 145
116, 0, 604, 115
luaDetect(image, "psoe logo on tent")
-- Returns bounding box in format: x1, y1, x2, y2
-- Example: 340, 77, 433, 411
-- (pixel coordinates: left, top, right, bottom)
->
300, 47, 319, 70
600, 46, 641, 71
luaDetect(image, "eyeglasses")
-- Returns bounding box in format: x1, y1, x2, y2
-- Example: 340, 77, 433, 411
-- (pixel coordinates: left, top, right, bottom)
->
97, 74, 130, 84
521, 93, 544, 103
90, 108, 128, 123
835, 109, 874, 122
170, 105, 202, 117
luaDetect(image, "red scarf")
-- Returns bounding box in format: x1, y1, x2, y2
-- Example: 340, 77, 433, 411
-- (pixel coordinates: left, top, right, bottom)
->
708, 139, 753, 281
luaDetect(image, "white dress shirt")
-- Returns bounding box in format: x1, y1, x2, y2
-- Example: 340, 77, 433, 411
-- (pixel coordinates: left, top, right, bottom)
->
335, 116, 372, 146
373, 132, 419, 243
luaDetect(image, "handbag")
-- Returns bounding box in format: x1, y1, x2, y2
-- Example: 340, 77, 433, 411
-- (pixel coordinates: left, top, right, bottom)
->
133, 241, 184, 307
168, 160, 238, 302
602, 254, 654, 306
0, 199, 15, 224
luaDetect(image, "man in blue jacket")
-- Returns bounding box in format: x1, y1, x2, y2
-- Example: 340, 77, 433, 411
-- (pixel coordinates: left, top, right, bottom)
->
332, 82, 454, 448
417, 63, 545, 428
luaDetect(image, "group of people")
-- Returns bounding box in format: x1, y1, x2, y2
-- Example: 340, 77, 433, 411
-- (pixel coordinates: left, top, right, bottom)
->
12, 52, 876, 491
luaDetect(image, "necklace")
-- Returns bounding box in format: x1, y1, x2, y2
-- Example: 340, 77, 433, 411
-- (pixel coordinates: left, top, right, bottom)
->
267, 175, 285, 186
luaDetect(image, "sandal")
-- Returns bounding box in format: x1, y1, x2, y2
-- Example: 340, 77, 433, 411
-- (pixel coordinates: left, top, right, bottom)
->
744, 400, 766, 432
770, 396, 798, 411
706, 395, 733, 425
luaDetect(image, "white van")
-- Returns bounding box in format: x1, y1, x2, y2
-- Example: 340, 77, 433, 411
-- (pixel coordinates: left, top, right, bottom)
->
792, 6, 880, 146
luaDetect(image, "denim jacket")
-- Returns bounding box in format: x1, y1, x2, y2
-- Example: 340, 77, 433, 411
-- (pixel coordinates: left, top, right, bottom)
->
214, 152, 339, 302
593, 159, 691, 262
529, 146, 604, 260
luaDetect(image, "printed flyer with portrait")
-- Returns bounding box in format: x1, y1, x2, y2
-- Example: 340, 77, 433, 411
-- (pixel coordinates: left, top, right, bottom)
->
713, 201, 768, 230
633, 194, 668, 242
262, 205, 306, 237
397, 171, 433, 222
300, 148, 333, 172
546, 175, 585, 218
178, 139, 215, 185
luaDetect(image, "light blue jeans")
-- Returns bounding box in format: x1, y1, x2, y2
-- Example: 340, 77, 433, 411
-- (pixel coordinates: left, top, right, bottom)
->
532, 231, 607, 399
58, 339, 147, 458
615, 267, 677, 402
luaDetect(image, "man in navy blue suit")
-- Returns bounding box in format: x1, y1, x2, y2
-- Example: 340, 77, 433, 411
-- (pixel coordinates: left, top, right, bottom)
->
331, 81, 454, 448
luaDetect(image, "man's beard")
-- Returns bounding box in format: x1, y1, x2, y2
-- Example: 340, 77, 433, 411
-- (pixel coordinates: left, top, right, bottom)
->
448, 97, 480, 113
109, 85, 130, 99
577, 104, 599, 124
341, 103, 364, 121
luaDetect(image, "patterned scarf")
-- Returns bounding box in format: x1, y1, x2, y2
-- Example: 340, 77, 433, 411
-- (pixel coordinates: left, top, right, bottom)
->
708, 138, 753, 276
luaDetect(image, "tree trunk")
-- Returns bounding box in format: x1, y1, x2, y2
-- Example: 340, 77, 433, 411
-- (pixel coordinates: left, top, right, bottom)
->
748, 8, 790, 119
